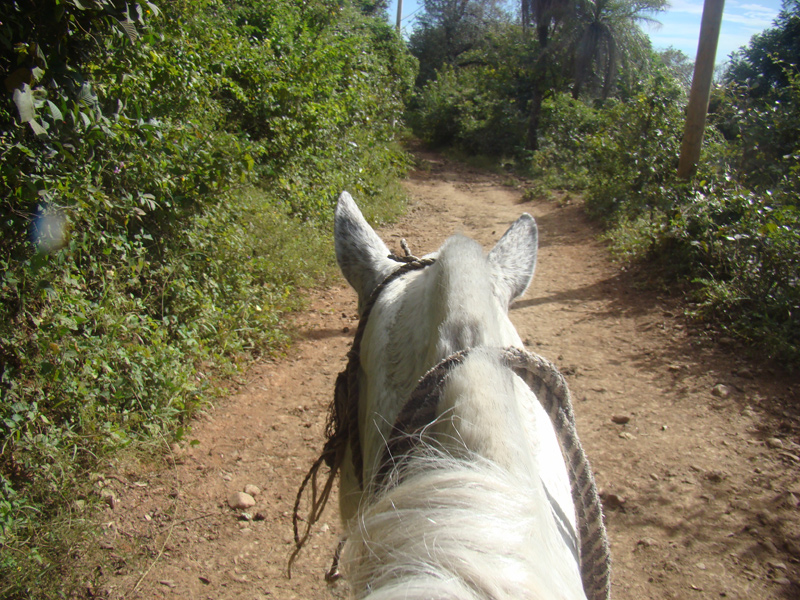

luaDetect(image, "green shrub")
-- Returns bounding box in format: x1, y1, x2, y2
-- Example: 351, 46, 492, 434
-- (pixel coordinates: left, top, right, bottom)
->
525, 93, 606, 189
0, 1, 416, 596
409, 63, 527, 157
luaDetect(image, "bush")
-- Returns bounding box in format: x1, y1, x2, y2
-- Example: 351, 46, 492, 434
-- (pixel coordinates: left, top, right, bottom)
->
0, 1, 416, 596
583, 70, 799, 364
410, 64, 526, 156
525, 92, 606, 189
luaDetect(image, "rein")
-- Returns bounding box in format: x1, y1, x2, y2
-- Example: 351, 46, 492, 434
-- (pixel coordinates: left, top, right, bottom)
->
289, 246, 435, 575
290, 247, 611, 600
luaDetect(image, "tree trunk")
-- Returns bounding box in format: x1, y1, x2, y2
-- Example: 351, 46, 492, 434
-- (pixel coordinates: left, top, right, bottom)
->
527, 85, 544, 151
396, 0, 402, 31
677, 0, 725, 180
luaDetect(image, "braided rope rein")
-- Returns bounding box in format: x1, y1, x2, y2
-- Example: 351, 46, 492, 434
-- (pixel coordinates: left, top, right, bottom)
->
502, 347, 611, 600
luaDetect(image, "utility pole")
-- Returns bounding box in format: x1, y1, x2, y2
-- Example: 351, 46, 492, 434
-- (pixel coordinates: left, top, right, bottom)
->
677, 0, 725, 180
396, 0, 403, 31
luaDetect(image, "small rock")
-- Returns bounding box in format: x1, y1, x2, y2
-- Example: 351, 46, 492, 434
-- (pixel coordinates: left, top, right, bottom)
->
254, 511, 267, 521
767, 561, 788, 571
760, 538, 779, 553
611, 415, 631, 425
199, 576, 211, 585
773, 577, 792, 586
101, 490, 118, 510
158, 580, 176, 588
239, 512, 253, 521
712, 384, 731, 398
765, 437, 784, 449
619, 431, 636, 440
228, 491, 256, 510
637, 537, 658, 548
782, 492, 800, 508
244, 484, 261, 497
600, 491, 626, 509
705, 470, 727, 483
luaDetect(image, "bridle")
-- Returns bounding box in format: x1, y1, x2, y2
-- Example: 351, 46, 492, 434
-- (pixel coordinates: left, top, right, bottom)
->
290, 245, 611, 600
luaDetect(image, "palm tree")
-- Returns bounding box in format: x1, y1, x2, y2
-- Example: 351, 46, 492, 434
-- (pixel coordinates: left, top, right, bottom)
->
570, 0, 665, 100
520, 0, 574, 149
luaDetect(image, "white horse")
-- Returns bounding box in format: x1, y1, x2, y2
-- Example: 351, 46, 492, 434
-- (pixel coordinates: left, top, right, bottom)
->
293, 192, 609, 600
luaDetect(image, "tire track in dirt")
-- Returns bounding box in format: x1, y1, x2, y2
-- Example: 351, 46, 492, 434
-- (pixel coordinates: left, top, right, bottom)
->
98, 154, 800, 600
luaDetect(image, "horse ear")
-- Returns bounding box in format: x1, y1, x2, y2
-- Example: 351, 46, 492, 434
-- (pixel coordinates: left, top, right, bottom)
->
488, 213, 538, 305
334, 192, 396, 309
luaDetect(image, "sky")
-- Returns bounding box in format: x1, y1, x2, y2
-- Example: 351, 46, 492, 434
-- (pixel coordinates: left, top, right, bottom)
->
386, 0, 786, 62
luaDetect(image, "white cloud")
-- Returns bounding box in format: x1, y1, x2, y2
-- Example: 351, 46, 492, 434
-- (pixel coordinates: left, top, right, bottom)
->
665, 0, 704, 15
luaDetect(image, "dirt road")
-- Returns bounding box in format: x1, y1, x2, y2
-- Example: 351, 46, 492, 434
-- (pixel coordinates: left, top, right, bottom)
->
98, 154, 800, 600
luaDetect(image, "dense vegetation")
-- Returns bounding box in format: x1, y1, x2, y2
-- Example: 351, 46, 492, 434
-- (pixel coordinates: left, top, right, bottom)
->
407, 0, 799, 365
0, 0, 414, 596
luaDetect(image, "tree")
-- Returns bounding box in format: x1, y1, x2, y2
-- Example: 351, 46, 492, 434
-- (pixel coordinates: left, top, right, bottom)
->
677, 0, 725, 180
520, 0, 574, 149
724, 0, 800, 96
569, 0, 664, 100
409, 0, 509, 85
658, 46, 694, 94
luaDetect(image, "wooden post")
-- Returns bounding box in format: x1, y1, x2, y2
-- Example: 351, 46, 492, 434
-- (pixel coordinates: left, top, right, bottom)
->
677, 0, 725, 180
396, 0, 403, 31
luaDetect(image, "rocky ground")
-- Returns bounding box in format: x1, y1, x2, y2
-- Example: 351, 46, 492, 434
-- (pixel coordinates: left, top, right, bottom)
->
91, 154, 800, 600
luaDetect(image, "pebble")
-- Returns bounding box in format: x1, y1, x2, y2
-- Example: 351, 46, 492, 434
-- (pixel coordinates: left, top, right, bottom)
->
782, 492, 800, 508
611, 415, 631, 425
600, 491, 626, 509
765, 437, 784, 449
101, 490, 118, 510
228, 491, 256, 510
712, 384, 731, 398
767, 561, 787, 571
244, 484, 261, 497
619, 431, 636, 440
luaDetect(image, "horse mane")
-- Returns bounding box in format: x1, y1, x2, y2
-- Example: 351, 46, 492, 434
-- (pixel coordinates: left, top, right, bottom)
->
341, 351, 586, 600
340, 450, 585, 600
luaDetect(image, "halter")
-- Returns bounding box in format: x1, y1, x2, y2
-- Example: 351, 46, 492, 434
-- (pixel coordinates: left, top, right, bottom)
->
291, 245, 611, 600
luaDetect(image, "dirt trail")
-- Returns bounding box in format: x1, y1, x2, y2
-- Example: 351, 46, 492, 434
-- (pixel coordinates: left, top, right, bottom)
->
98, 154, 800, 600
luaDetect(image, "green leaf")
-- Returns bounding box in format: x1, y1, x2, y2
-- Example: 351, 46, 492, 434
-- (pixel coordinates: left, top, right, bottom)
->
47, 100, 63, 122
29, 119, 47, 138
119, 19, 139, 43
12, 84, 35, 123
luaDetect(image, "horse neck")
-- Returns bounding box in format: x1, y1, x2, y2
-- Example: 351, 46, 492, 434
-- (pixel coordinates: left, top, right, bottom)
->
344, 352, 586, 599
